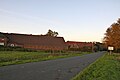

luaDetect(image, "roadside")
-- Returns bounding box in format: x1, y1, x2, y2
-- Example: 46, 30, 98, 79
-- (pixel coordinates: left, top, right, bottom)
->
72, 52, 120, 80
0, 51, 91, 67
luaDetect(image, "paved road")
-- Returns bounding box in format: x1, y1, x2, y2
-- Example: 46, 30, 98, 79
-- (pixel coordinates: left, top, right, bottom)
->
0, 52, 105, 80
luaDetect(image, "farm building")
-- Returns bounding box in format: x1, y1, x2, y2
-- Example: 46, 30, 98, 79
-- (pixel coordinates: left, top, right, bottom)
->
66, 41, 93, 51
0, 33, 7, 46
0, 32, 65, 51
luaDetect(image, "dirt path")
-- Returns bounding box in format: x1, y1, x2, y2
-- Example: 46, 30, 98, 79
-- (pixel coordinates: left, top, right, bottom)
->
0, 52, 105, 80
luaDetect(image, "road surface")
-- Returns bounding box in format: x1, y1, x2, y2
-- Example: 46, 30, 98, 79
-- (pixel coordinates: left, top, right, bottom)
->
0, 52, 105, 80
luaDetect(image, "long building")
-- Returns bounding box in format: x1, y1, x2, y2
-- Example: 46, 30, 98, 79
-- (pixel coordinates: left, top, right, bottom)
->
66, 41, 93, 51
0, 32, 65, 51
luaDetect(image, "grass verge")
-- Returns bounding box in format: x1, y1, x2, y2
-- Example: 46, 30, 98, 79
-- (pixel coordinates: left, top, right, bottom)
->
72, 53, 120, 80
0, 51, 91, 67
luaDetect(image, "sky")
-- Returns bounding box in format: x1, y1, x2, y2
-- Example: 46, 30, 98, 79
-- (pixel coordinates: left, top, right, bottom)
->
0, 0, 120, 42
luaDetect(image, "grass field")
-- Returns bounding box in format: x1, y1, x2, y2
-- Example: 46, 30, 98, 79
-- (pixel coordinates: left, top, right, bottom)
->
72, 53, 120, 80
0, 51, 91, 67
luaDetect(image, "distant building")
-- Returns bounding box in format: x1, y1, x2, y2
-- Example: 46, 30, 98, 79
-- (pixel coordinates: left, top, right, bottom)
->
0, 38, 6, 46
0, 33, 7, 46
0, 32, 65, 51
66, 41, 93, 51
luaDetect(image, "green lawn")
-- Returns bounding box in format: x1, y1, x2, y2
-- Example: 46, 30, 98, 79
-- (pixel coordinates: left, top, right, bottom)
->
0, 51, 91, 67
72, 53, 120, 80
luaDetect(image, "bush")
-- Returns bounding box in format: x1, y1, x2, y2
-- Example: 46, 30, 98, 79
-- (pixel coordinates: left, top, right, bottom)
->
113, 49, 120, 53
0, 46, 36, 52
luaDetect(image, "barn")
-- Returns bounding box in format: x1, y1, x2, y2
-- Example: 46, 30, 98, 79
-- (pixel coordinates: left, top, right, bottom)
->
66, 41, 93, 51
0, 32, 65, 51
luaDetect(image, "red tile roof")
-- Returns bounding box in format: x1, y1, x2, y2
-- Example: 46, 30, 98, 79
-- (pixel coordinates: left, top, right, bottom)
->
1, 32, 65, 50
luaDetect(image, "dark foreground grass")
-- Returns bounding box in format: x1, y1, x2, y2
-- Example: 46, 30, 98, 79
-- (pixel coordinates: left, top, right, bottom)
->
72, 53, 120, 80
0, 51, 91, 67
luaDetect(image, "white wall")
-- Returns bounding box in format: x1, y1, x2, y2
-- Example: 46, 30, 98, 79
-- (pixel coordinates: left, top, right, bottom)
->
0, 42, 4, 45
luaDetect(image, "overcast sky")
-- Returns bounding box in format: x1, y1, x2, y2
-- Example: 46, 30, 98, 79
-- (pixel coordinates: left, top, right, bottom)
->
0, 0, 120, 42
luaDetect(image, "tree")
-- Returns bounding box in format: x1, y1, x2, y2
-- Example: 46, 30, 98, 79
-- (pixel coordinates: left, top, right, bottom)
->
46, 29, 58, 37
103, 18, 120, 52
94, 42, 106, 51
